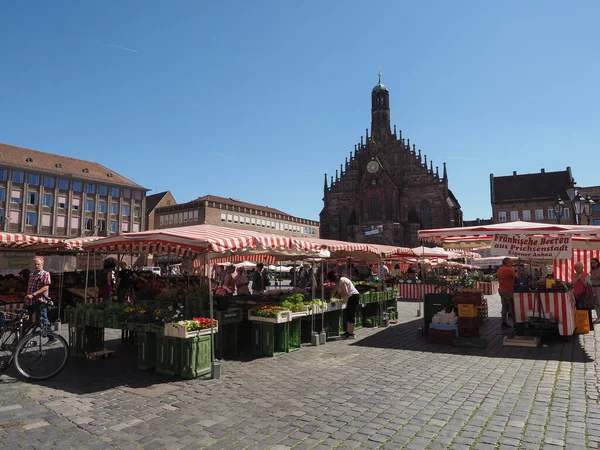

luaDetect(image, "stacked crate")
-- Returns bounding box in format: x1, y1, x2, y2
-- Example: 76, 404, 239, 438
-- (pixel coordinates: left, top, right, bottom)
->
454, 290, 484, 338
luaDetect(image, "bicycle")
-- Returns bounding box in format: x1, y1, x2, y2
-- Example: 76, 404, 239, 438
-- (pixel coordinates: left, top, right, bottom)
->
0, 301, 68, 380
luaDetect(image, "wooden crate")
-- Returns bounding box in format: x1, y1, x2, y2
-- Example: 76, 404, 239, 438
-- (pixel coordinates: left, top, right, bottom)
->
575, 310, 590, 334
457, 304, 478, 318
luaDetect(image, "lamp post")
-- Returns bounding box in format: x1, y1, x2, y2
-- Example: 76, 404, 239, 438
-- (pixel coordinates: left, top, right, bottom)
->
582, 195, 595, 225
552, 196, 565, 224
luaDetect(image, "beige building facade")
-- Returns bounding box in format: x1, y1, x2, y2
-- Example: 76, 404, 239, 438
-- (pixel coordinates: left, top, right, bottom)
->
0, 143, 147, 237
155, 195, 319, 238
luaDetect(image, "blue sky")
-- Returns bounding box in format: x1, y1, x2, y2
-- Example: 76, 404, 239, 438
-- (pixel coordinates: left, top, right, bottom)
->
1, 1, 599, 222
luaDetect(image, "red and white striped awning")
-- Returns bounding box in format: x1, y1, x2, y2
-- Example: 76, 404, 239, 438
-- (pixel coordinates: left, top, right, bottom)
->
419, 221, 600, 245
297, 237, 415, 261
63, 236, 104, 250
81, 224, 328, 259
0, 233, 63, 249
210, 254, 276, 265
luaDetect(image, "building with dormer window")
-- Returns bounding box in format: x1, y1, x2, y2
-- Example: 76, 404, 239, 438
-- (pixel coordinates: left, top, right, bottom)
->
319, 76, 463, 247
0, 143, 148, 237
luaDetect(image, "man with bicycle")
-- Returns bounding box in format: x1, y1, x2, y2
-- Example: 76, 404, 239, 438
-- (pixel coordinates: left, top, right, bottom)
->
25, 256, 55, 344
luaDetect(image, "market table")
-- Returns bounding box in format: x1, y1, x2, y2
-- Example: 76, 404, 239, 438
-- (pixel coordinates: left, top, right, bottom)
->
396, 283, 438, 300
513, 290, 576, 336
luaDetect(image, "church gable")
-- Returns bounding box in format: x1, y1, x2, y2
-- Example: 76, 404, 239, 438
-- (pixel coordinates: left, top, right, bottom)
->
320, 75, 462, 246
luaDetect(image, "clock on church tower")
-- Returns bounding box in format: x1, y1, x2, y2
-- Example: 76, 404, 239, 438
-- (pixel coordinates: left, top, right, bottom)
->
366, 159, 380, 174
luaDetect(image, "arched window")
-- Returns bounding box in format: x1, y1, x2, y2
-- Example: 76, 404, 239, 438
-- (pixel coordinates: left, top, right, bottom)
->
339, 210, 350, 241
369, 196, 381, 221
384, 196, 393, 220
420, 202, 432, 229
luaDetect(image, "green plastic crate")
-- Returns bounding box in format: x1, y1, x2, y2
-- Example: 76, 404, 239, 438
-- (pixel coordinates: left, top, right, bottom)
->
68, 325, 104, 357
252, 321, 289, 357
136, 331, 157, 370
156, 336, 181, 376
180, 335, 211, 379
363, 316, 382, 328
215, 309, 243, 325
65, 306, 76, 325
453, 337, 487, 349
359, 292, 370, 305
288, 319, 301, 352
148, 323, 165, 336
215, 323, 238, 359
126, 322, 151, 333
424, 293, 454, 332
324, 310, 344, 337
105, 315, 125, 330
354, 305, 362, 330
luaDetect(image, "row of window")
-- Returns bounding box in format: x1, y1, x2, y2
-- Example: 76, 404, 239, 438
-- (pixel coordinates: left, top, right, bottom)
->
0, 188, 140, 216
497, 208, 570, 222
159, 210, 200, 226
220, 212, 317, 235
0, 169, 142, 199
0, 209, 140, 233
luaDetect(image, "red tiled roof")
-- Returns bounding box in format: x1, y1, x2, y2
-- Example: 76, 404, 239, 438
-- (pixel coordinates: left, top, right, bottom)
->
0, 142, 146, 189
492, 168, 573, 203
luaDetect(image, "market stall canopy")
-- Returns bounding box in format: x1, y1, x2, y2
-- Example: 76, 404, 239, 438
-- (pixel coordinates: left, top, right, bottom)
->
63, 236, 104, 250
419, 221, 600, 245
297, 238, 415, 262
0, 233, 62, 249
234, 261, 257, 269
411, 246, 457, 259
81, 224, 330, 260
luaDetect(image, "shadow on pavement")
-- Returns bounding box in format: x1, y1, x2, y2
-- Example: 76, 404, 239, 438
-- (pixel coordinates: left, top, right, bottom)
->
349, 316, 594, 364
13, 337, 198, 395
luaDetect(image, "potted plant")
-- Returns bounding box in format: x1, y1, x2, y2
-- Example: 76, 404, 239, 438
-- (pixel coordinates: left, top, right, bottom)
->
248, 305, 291, 323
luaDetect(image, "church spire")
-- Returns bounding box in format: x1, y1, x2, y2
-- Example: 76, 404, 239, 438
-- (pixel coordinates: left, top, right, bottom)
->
324, 173, 328, 193
370, 72, 391, 141
443, 162, 448, 180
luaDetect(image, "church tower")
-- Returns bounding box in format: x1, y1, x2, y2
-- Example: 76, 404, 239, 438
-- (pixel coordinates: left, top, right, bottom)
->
370, 73, 391, 141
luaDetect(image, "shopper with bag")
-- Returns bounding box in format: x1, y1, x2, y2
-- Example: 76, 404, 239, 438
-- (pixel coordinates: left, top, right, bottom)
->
574, 262, 597, 330
587, 258, 600, 324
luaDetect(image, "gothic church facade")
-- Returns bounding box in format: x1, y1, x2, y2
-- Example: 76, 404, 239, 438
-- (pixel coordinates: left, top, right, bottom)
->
319, 77, 463, 248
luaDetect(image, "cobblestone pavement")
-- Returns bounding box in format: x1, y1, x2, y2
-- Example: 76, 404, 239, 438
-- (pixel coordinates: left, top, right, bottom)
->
1, 295, 599, 449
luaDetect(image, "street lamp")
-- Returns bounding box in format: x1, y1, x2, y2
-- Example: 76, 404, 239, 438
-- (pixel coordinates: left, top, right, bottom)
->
582, 195, 595, 225
572, 193, 585, 225
552, 196, 565, 224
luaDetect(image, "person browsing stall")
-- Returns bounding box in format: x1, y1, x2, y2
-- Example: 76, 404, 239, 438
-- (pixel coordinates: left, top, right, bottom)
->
222, 265, 236, 294
589, 258, 600, 324
233, 267, 250, 295
328, 271, 360, 339
25, 256, 55, 344
251, 263, 269, 295
497, 258, 517, 329
574, 261, 596, 330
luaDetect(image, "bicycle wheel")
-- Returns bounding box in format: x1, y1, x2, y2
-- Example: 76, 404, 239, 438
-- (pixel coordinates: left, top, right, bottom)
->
0, 327, 18, 371
14, 331, 68, 380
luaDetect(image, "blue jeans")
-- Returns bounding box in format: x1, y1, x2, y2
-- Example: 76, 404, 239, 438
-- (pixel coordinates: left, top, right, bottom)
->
27, 303, 51, 331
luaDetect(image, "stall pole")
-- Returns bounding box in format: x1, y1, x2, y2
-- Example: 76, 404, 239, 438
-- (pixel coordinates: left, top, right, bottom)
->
93, 251, 97, 289
207, 253, 220, 379
311, 260, 319, 346
293, 260, 296, 287
320, 261, 326, 344
417, 244, 425, 317
83, 252, 90, 304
